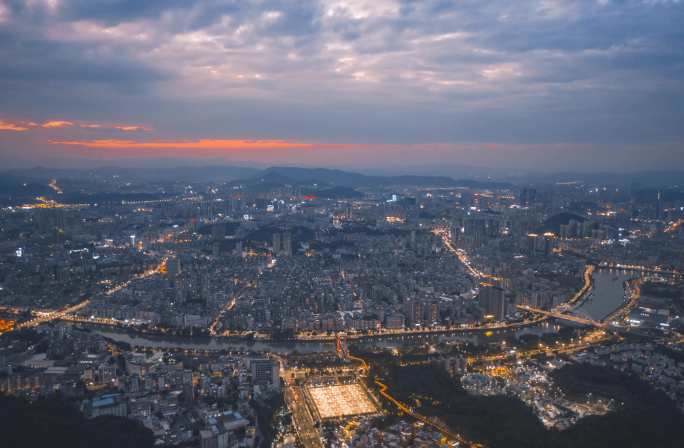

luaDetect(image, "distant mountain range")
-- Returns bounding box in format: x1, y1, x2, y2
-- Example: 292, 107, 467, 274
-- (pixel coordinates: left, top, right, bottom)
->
244, 166, 512, 189
3, 165, 683, 189
522, 170, 684, 188
0, 165, 512, 205
4, 165, 262, 182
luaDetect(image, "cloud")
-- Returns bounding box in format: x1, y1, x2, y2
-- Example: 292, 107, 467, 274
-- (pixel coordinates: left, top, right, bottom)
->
0, 120, 30, 131
78, 123, 152, 131
48, 138, 313, 150
112, 125, 152, 132
1, 0, 683, 170
0, 118, 152, 132
42, 120, 75, 128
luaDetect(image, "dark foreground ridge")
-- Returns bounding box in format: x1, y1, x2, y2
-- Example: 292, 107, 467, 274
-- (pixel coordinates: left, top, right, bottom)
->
0, 393, 154, 448
375, 361, 684, 448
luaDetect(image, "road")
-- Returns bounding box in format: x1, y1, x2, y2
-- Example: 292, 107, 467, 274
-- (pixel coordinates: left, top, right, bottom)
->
285, 262, 593, 343
348, 351, 483, 447
598, 262, 681, 279
283, 381, 323, 448
515, 305, 607, 328
469, 328, 616, 365
208, 289, 241, 336
471, 279, 641, 365
374, 379, 482, 447
433, 227, 502, 282
14, 299, 91, 330
1, 262, 592, 344
104, 256, 169, 296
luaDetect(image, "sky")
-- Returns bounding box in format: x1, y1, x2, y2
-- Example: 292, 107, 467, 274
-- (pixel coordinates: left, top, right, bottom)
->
0, 0, 683, 174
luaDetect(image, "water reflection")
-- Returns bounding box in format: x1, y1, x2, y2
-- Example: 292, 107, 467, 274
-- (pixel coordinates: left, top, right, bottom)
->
573, 270, 634, 321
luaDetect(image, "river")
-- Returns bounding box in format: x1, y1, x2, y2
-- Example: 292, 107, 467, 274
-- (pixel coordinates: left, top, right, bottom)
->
572, 269, 635, 321
95, 320, 562, 354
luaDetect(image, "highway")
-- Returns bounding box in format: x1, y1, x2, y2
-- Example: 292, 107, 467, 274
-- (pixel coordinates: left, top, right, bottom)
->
664, 219, 683, 234
60, 315, 130, 327
598, 262, 681, 279
279, 357, 323, 448
433, 227, 502, 282
104, 256, 168, 296
14, 299, 91, 330
468, 328, 616, 365
515, 305, 607, 328
284, 384, 323, 448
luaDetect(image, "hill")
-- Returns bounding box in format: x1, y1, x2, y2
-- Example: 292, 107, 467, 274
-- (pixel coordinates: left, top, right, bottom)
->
247, 166, 512, 189
0, 394, 154, 448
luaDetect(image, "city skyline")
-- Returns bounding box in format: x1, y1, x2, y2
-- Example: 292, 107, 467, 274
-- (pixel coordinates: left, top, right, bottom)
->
1, 0, 684, 172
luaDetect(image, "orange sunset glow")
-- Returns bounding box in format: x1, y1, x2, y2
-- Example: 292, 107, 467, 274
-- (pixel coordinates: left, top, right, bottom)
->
112, 125, 152, 132
49, 138, 314, 150
0, 119, 152, 133
0, 120, 30, 132
42, 120, 74, 128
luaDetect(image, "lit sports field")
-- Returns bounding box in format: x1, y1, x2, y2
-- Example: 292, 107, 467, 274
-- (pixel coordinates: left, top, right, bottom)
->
307, 383, 377, 419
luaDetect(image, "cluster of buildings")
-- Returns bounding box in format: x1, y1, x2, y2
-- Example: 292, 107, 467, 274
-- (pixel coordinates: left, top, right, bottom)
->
348, 419, 456, 447
574, 342, 684, 413
0, 323, 281, 447
1, 170, 684, 447
462, 361, 612, 430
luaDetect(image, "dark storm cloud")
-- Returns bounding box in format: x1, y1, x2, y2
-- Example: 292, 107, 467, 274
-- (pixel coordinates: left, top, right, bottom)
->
0, 31, 165, 86
56, 0, 189, 24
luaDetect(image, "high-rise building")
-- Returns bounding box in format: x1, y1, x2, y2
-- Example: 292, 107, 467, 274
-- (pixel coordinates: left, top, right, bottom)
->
345, 202, 353, 219
272, 233, 281, 254
404, 299, 423, 326
519, 187, 537, 207
282, 232, 292, 257
480, 286, 506, 321
426, 302, 439, 323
